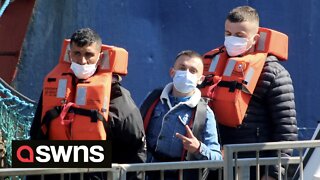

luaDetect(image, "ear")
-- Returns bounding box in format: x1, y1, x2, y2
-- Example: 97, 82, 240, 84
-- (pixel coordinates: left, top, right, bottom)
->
97, 51, 103, 65
169, 68, 175, 78
198, 75, 205, 85
68, 50, 72, 62
252, 33, 260, 46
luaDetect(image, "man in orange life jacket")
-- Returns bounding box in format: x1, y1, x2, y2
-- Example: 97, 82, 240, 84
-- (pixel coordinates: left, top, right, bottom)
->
29, 28, 146, 180
141, 50, 222, 179
205, 6, 298, 180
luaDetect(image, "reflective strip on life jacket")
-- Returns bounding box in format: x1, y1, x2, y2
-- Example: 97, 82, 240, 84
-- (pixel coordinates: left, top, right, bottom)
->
256, 31, 267, 51
208, 54, 221, 73
57, 79, 68, 98
223, 59, 236, 76
63, 43, 71, 63
102, 96, 109, 113
100, 50, 110, 70
75, 86, 87, 106
244, 67, 254, 86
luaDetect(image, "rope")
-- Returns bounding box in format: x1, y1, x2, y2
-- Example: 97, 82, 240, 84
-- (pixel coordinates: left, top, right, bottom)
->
0, 77, 36, 167
0, 0, 10, 17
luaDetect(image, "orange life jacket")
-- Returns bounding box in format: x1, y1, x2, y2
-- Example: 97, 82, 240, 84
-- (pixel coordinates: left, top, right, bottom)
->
41, 39, 128, 140
200, 27, 288, 127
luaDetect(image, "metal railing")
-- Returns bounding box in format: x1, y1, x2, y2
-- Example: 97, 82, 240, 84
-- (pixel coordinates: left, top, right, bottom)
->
0, 140, 319, 180
223, 140, 320, 180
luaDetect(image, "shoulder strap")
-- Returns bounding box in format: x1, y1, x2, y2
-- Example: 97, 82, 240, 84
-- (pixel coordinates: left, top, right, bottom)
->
139, 88, 163, 131
185, 98, 208, 161
192, 98, 207, 141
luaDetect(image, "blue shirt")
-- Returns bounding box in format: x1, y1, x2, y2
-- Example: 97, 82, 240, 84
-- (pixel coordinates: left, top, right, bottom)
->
146, 83, 222, 163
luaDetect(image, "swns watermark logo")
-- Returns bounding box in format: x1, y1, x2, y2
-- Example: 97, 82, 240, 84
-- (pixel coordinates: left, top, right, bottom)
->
12, 140, 111, 168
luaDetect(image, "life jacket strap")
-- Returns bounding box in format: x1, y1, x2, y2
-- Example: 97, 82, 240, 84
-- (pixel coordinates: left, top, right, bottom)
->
140, 88, 163, 132
143, 98, 160, 132
218, 80, 251, 94
198, 74, 214, 88
203, 47, 225, 59
41, 106, 61, 136
41, 105, 107, 136
70, 107, 106, 123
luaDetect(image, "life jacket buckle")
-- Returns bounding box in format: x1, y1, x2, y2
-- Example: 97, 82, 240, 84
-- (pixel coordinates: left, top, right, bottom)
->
60, 102, 76, 125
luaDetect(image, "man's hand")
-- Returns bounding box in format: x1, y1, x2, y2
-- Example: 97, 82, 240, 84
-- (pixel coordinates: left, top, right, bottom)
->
175, 125, 200, 153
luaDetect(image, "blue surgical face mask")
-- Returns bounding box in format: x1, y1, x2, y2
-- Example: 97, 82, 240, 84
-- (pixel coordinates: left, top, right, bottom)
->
173, 70, 199, 93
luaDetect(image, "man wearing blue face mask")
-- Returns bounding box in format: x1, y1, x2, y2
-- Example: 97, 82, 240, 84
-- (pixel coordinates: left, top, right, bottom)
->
140, 50, 222, 180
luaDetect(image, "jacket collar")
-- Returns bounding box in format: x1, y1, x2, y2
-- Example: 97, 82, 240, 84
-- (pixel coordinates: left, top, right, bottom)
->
160, 82, 201, 109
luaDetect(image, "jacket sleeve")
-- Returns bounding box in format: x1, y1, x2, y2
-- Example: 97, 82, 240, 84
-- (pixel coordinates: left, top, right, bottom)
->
265, 57, 298, 178
108, 83, 147, 164
30, 92, 46, 140
266, 61, 298, 148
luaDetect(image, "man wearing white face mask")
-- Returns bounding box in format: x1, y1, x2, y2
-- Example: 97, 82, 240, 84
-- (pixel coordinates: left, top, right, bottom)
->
68, 29, 101, 80
202, 6, 297, 180
224, 35, 256, 57
140, 50, 222, 180
29, 28, 146, 180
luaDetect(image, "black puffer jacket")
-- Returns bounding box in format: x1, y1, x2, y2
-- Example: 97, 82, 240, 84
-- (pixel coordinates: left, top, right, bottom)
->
219, 56, 298, 178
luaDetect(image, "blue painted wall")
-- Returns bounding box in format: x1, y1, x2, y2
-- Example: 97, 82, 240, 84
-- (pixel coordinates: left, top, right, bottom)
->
15, 0, 320, 140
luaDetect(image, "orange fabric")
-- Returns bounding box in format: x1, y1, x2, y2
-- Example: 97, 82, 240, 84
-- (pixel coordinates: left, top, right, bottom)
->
41, 65, 112, 140
203, 47, 229, 77
201, 27, 288, 127
59, 39, 128, 74
41, 40, 128, 140
211, 53, 267, 127
255, 27, 288, 61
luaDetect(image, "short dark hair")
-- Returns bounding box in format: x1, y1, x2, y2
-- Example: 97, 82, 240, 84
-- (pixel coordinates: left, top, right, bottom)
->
175, 50, 203, 61
226, 6, 259, 25
70, 28, 102, 48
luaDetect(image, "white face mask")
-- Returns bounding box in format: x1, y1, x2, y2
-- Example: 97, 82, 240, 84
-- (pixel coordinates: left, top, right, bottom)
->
173, 70, 199, 94
70, 62, 97, 79
224, 36, 253, 57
